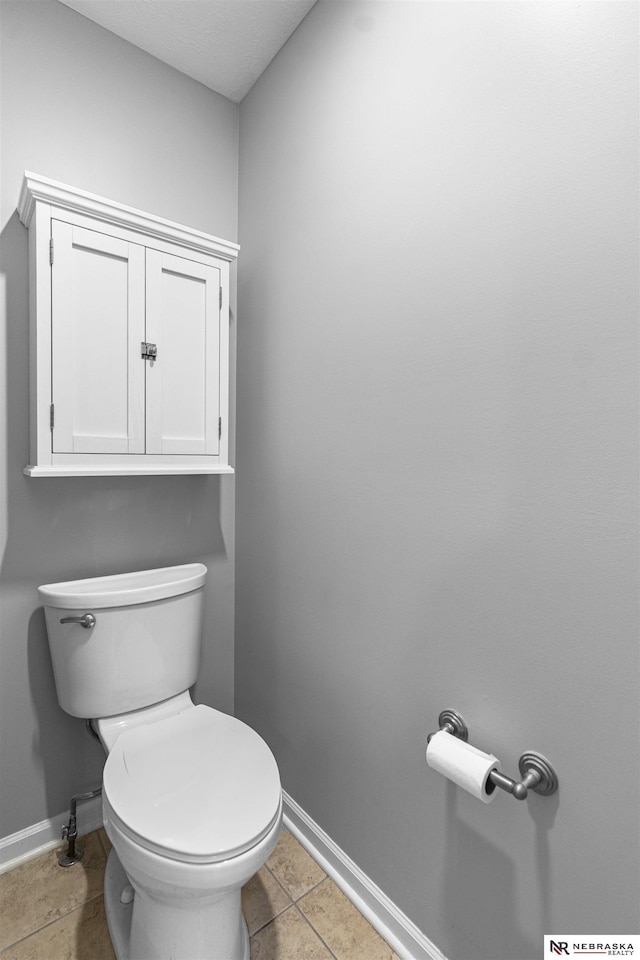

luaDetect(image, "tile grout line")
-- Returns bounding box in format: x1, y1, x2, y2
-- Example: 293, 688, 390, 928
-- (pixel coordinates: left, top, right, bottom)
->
249, 862, 328, 938
294, 873, 401, 960
292, 901, 341, 960
247, 865, 294, 938
250, 859, 334, 946
264, 855, 328, 906
260, 859, 341, 960
0, 893, 106, 954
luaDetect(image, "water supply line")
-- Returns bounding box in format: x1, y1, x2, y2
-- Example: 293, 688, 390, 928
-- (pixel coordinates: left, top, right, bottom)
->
58, 787, 102, 867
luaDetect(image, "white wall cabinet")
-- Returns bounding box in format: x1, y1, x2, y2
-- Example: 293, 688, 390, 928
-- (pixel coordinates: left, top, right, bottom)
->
18, 173, 239, 476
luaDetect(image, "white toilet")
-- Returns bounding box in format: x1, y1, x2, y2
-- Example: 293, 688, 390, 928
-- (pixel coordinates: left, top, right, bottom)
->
38, 563, 282, 960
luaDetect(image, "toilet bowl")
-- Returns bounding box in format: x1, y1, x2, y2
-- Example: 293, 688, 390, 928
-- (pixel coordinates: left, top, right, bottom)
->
38, 563, 282, 960
98, 696, 282, 960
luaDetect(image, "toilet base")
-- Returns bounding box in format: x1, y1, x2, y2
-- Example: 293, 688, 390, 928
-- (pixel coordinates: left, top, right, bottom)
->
104, 849, 250, 960
104, 849, 133, 960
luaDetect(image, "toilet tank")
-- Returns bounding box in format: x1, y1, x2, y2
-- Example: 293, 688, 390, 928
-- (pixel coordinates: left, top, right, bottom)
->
38, 563, 207, 719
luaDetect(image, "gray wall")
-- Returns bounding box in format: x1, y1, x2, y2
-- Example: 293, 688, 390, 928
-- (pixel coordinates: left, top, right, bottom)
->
0, 0, 239, 838
236, 3, 639, 959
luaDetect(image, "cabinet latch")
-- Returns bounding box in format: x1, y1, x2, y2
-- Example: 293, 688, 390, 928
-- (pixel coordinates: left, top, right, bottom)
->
141, 342, 158, 362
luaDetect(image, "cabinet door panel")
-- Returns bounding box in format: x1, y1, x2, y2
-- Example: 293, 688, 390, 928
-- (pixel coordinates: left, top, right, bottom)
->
145, 249, 220, 455
51, 221, 145, 454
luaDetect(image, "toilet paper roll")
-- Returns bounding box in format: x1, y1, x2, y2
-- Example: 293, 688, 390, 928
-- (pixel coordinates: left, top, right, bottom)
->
426, 730, 501, 803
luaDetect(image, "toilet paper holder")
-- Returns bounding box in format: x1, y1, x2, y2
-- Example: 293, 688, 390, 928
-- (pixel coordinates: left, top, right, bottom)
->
428, 710, 558, 801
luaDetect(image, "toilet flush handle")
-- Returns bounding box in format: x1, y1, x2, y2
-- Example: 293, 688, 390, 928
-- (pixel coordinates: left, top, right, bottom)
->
59, 613, 96, 629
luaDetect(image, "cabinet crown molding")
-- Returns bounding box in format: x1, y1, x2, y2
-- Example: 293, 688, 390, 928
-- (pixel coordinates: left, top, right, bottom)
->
18, 171, 240, 263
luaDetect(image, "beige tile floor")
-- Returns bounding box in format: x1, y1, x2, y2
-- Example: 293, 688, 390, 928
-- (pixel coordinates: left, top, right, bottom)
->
0, 827, 401, 960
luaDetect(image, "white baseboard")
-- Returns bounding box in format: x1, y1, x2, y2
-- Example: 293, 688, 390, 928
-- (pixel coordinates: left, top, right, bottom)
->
282, 791, 447, 960
0, 794, 103, 874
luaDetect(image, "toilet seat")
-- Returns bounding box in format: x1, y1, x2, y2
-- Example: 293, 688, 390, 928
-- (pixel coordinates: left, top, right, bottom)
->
102, 705, 281, 864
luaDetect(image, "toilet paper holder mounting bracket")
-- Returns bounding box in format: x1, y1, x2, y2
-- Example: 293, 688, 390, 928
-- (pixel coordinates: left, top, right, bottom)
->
434, 708, 469, 742
429, 710, 558, 801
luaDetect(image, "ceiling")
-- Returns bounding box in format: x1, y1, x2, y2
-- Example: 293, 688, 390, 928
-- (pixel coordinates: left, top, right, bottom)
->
57, 0, 318, 102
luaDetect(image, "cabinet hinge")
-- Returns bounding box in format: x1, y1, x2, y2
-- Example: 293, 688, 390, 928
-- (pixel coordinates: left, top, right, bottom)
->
219, 417, 222, 440
50, 403, 54, 430
219, 288, 222, 310
49, 238, 54, 265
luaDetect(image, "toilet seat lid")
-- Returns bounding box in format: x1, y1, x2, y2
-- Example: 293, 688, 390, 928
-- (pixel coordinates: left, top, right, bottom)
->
102, 705, 281, 864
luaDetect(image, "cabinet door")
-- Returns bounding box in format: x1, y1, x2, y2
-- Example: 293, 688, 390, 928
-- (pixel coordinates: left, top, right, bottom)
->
51, 220, 145, 454
145, 249, 221, 456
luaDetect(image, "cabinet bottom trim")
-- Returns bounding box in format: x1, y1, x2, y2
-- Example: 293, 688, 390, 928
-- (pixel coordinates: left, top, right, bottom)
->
24, 464, 234, 477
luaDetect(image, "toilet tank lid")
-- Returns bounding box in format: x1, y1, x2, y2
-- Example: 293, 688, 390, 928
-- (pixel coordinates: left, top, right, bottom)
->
38, 563, 207, 609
